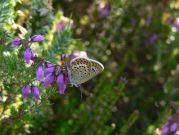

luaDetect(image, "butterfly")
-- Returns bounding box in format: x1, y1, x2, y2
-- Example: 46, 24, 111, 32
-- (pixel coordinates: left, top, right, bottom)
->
67, 57, 104, 86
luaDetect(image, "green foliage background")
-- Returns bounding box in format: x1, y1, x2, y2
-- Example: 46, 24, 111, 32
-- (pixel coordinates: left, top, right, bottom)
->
0, 0, 179, 134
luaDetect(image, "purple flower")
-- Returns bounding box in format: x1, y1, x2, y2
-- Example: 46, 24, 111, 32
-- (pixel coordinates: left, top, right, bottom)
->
170, 123, 178, 132
36, 66, 44, 81
57, 74, 64, 85
56, 74, 67, 94
57, 16, 74, 32
61, 54, 66, 61
46, 63, 55, 74
168, 18, 179, 31
11, 37, 22, 46
12, 34, 44, 47
144, 32, 158, 45
32, 86, 40, 100
98, 3, 110, 17
22, 84, 31, 99
24, 48, 34, 64
57, 21, 66, 32
162, 124, 169, 135
30, 35, 45, 42
162, 113, 179, 135
174, 131, 179, 135
70, 20, 74, 28
22, 85, 40, 101
58, 83, 66, 94
44, 73, 55, 87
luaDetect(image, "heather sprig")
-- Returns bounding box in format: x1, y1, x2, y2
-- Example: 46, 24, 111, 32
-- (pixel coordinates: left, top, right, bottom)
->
10, 16, 74, 101
36, 56, 70, 95
13, 35, 72, 100
11, 35, 44, 64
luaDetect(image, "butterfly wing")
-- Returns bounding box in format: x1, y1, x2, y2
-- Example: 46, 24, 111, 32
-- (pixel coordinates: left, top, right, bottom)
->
69, 57, 104, 85
89, 59, 104, 78
70, 57, 91, 85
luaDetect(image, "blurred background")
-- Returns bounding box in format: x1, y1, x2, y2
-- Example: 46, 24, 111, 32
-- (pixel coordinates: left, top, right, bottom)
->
0, 0, 179, 134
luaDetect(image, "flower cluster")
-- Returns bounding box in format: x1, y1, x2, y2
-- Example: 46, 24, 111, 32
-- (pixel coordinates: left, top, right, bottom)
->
57, 16, 74, 32
168, 17, 179, 31
11, 22, 77, 101
36, 59, 70, 95
162, 113, 179, 135
22, 84, 40, 100
11, 35, 44, 63
11, 35, 45, 100
11, 35, 44, 46
20, 50, 87, 100
98, 2, 111, 17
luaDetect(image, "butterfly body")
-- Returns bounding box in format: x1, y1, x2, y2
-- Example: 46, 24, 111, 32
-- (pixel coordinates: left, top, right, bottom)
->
68, 57, 104, 86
